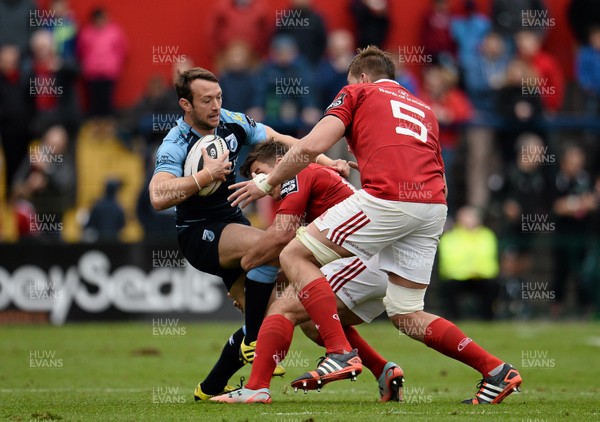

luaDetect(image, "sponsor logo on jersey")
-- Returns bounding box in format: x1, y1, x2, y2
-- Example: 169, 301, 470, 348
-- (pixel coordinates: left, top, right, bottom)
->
157, 156, 177, 166
224, 134, 238, 152
280, 177, 299, 198
326, 93, 346, 111
245, 115, 257, 127
202, 230, 215, 242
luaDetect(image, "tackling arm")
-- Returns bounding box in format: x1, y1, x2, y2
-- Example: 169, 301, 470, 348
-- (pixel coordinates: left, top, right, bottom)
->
228, 116, 346, 208
264, 126, 299, 148
264, 122, 353, 178
240, 213, 300, 271
267, 116, 346, 186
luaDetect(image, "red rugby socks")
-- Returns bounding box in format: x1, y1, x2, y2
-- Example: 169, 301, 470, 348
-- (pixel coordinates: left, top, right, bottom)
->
298, 277, 351, 354
344, 326, 386, 378
423, 317, 503, 376
246, 315, 294, 390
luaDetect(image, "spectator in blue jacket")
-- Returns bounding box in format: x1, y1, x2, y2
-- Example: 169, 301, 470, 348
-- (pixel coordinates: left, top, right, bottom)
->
576, 25, 600, 114
462, 31, 511, 114
451, 0, 492, 72
248, 35, 320, 137
315, 29, 355, 111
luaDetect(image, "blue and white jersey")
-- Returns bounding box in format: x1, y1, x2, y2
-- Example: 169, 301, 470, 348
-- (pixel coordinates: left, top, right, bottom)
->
154, 108, 267, 228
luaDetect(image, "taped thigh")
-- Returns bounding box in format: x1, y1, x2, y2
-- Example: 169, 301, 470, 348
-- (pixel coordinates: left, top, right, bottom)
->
383, 282, 426, 316
295, 226, 342, 266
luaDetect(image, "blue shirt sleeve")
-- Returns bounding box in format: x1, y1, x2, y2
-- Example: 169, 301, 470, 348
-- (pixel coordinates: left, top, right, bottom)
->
220, 108, 267, 146
154, 132, 187, 177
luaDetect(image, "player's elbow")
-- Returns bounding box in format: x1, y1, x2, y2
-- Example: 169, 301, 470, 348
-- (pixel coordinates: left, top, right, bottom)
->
148, 183, 168, 211
150, 193, 167, 211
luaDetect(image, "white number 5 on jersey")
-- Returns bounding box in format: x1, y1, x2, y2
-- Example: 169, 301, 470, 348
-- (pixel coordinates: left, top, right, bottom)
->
390, 99, 428, 143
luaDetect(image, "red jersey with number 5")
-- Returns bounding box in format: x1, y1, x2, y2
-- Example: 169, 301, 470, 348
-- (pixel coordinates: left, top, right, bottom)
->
325, 79, 446, 204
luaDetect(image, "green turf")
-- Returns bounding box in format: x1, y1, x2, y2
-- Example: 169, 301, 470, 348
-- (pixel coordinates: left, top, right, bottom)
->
1, 321, 599, 421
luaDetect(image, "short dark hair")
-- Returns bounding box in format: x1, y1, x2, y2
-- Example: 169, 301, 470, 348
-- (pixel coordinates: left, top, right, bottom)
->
90, 7, 106, 22
348, 45, 395, 81
240, 139, 288, 178
175, 67, 219, 102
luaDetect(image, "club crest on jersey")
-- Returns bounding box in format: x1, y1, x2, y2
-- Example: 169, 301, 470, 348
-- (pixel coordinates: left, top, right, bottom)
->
245, 115, 257, 127
326, 93, 346, 111
280, 177, 299, 198
202, 230, 215, 242
224, 134, 238, 152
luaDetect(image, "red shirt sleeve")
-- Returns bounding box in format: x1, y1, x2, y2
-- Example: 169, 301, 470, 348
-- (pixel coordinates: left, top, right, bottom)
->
324, 86, 356, 128
276, 170, 312, 217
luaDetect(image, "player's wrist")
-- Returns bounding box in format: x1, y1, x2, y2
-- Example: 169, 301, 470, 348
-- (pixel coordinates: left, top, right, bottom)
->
203, 167, 214, 182
194, 170, 211, 190
191, 173, 202, 191
253, 173, 272, 194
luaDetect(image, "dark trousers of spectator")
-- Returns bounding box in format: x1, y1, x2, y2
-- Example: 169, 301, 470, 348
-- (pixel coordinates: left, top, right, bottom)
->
86, 78, 115, 117
552, 239, 590, 308
1, 117, 30, 194
440, 279, 499, 321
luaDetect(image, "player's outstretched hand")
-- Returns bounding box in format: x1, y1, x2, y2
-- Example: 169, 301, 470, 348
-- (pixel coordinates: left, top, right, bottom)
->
228, 177, 267, 209
202, 148, 231, 181
329, 159, 358, 178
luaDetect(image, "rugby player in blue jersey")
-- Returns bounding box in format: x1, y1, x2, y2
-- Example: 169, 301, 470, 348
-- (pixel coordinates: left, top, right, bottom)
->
149, 67, 349, 400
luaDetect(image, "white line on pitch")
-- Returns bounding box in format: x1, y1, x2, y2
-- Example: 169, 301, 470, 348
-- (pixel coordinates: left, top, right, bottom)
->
0, 388, 147, 393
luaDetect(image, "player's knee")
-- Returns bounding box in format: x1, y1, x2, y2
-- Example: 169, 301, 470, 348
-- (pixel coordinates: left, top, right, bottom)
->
267, 295, 288, 315
279, 242, 297, 273
267, 294, 298, 323
268, 306, 300, 326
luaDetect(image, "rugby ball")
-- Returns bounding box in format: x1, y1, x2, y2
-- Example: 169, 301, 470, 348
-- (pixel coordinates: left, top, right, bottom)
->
183, 134, 228, 196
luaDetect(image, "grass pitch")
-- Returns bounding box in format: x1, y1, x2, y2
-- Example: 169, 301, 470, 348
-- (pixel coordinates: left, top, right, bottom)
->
1, 320, 599, 421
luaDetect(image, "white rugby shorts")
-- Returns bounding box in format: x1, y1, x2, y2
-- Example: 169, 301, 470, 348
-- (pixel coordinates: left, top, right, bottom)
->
315, 189, 447, 284
322, 255, 386, 323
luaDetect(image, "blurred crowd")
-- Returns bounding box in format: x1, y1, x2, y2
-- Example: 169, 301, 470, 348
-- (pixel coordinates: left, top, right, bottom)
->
1, 0, 600, 319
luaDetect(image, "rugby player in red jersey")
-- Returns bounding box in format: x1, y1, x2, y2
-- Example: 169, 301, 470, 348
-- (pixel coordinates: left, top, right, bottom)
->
210, 140, 403, 404
227, 46, 522, 405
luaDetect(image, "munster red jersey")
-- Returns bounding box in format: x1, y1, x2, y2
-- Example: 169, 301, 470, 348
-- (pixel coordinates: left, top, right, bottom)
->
277, 163, 355, 223
325, 79, 447, 204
